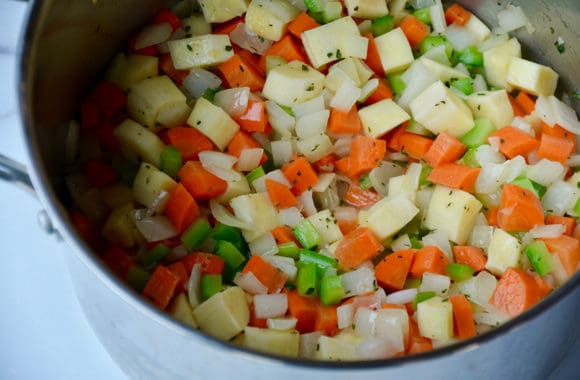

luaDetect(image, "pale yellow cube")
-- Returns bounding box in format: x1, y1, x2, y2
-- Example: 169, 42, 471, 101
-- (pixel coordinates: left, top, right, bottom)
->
242, 326, 300, 357
359, 99, 411, 138
168, 34, 234, 70
187, 97, 240, 151
344, 0, 389, 19
417, 296, 453, 341
359, 195, 419, 241
114, 119, 165, 167
245, 0, 299, 41
374, 28, 414, 74
262, 61, 325, 106
193, 287, 250, 341
198, 0, 249, 23
485, 228, 521, 276
507, 57, 559, 96
466, 90, 514, 129
132, 162, 177, 211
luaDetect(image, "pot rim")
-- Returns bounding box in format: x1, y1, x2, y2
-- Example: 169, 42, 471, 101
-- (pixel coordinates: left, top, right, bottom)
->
17, 0, 580, 371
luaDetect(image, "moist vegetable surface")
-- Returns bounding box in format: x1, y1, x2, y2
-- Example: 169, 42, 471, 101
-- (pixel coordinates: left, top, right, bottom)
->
65, 0, 580, 360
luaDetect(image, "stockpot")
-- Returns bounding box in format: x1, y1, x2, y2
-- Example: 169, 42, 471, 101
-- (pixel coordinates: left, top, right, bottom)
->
8, 0, 580, 379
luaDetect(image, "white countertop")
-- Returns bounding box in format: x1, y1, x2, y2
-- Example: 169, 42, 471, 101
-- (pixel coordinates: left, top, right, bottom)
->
0, 1, 577, 379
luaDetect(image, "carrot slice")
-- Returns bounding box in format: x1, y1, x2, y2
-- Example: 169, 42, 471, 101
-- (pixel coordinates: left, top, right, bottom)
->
218, 54, 265, 92
452, 246, 487, 272
234, 98, 269, 133
536, 133, 575, 164
182, 252, 225, 275
335, 227, 384, 270
363, 33, 385, 77
398, 14, 430, 47
265, 179, 298, 209
287, 290, 318, 333
212, 17, 244, 35
327, 105, 361, 135
545, 215, 576, 236
142, 265, 180, 310
449, 294, 476, 339
166, 261, 189, 293
423, 132, 467, 167
159, 53, 189, 85
164, 183, 200, 233
407, 318, 433, 354
343, 183, 382, 208
409, 246, 449, 278
288, 12, 320, 39
282, 156, 319, 195
399, 132, 434, 160
486, 206, 499, 227
259, 35, 308, 72
386, 124, 408, 152
497, 183, 544, 232
541, 123, 576, 152
348, 135, 387, 177
489, 126, 540, 159
541, 235, 580, 277
445, 3, 472, 26
508, 93, 526, 118
364, 76, 394, 105
178, 161, 227, 200
271, 225, 300, 245
489, 267, 542, 317
242, 254, 288, 293
514, 91, 536, 115
427, 163, 481, 193
315, 304, 339, 336
375, 249, 416, 291
166, 127, 214, 161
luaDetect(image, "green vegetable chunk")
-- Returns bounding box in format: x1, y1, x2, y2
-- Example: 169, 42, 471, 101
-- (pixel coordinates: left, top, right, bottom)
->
212, 223, 249, 256
413, 7, 432, 25
446, 263, 475, 282
413, 291, 436, 309
277, 242, 300, 259
159, 145, 183, 178
297, 262, 319, 297
372, 15, 395, 37
359, 173, 373, 190
246, 166, 266, 190
524, 241, 555, 276
450, 77, 473, 95
201, 274, 223, 300
304, 0, 325, 12
510, 176, 546, 199
126, 265, 151, 292
460, 147, 480, 167
299, 249, 338, 277
140, 243, 171, 270
322, 1, 342, 23
215, 240, 246, 281
181, 218, 212, 250
320, 275, 345, 305
458, 46, 484, 67
418, 35, 454, 60
387, 72, 406, 96
460, 119, 495, 148
293, 219, 322, 250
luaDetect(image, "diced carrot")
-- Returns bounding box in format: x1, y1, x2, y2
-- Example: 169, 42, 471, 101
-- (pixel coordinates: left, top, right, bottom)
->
265, 178, 298, 209
337, 219, 358, 235
288, 12, 320, 39
489, 126, 540, 159
335, 227, 384, 270
89, 82, 127, 121
486, 206, 499, 227
489, 267, 542, 317
541, 235, 580, 277
243, 254, 288, 293
164, 183, 200, 233
102, 246, 134, 278
218, 54, 265, 92
541, 123, 576, 152
545, 215, 576, 236
166, 127, 214, 161
327, 106, 361, 135
386, 124, 408, 152
166, 261, 189, 293
514, 91, 536, 115
347, 135, 386, 177
334, 157, 353, 177
398, 14, 430, 47
152, 9, 182, 31
287, 290, 318, 333
142, 265, 180, 309
212, 17, 244, 35
81, 101, 100, 130
407, 318, 433, 354
364, 76, 394, 105
282, 156, 319, 195
409, 246, 449, 278
315, 303, 339, 336
497, 183, 544, 232
536, 133, 575, 164
129, 36, 158, 56
178, 161, 227, 200
363, 33, 385, 77
380, 303, 407, 311
427, 163, 480, 193
96, 123, 120, 152
508, 93, 526, 118
234, 98, 269, 133
182, 252, 225, 275
84, 158, 119, 188
259, 35, 308, 73
225, 130, 264, 161
312, 154, 337, 173
399, 132, 434, 160
445, 3, 472, 26
452, 246, 487, 272
248, 303, 268, 328
271, 225, 300, 245
423, 132, 467, 167
449, 294, 476, 339
375, 249, 416, 291
530, 271, 553, 298
159, 53, 189, 85
343, 183, 382, 208
237, 49, 265, 77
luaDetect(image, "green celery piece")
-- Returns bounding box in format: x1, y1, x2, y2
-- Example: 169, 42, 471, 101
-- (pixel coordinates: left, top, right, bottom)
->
450, 77, 473, 95
419, 164, 432, 188
120, 160, 140, 187
387, 72, 406, 96
246, 166, 265, 190
304, 0, 324, 13
202, 87, 221, 102
299, 249, 338, 277
212, 223, 249, 256
359, 173, 373, 190
524, 241, 555, 276
406, 118, 434, 136
461, 147, 480, 167
413, 7, 432, 25
320, 275, 346, 306
181, 218, 212, 250
460, 119, 495, 148
409, 235, 424, 249
293, 219, 322, 250
297, 262, 319, 297
140, 243, 171, 270
418, 35, 454, 60
201, 274, 223, 300
126, 265, 151, 292
446, 263, 475, 282
413, 291, 436, 309
458, 46, 484, 67
277, 242, 300, 259
279, 104, 295, 116
510, 177, 545, 199
215, 240, 247, 282
322, 1, 342, 23
574, 197, 580, 215
404, 277, 421, 289
372, 15, 395, 37
159, 145, 183, 178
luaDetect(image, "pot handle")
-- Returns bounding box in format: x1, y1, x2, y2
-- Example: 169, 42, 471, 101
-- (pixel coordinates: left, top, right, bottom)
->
0, 153, 35, 195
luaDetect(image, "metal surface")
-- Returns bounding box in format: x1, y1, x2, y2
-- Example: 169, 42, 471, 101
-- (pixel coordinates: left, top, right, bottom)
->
14, 0, 580, 379
0, 153, 34, 195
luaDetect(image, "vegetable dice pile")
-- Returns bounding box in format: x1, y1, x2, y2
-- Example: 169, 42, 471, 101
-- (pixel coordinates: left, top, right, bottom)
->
65, 0, 580, 361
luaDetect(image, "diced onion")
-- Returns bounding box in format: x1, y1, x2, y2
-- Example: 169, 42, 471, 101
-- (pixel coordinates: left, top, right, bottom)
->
271, 140, 294, 167
353, 307, 377, 337
297, 190, 317, 216
299, 332, 323, 358
252, 169, 292, 193
333, 137, 353, 158
278, 207, 304, 227
391, 234, 412, 252
429, 0, 446, 33
134, 22, 173, 50
330, 81, 361, 112
183, 68, 222, 98
526, 159, 565, 187
233, 271, 268, 295
473, 305, 511, 326
566, 154, 580, 168
295, 110, 330, 139
478, 33, 509, 51
444, 23, 478, 51
341, 267, 376, 298
229, 22, 273, 55
511, 116, 535, 136
358, 78, 379, 103
333, 206, 357, 223
187, 263, 202, 307
357, 337, 399, 360
312, 173, 336, 193
267, 317, 298, 331
353, 289, 388, 311
337, 303, 355, 329
213, 87, 250, 117
263, 255, 297, 282
292, 96, 325, 118
249, 232, 279, 256
421, 230, 453, 259
384, 288, 418, 305
210, 199, 251, 229
469, 225, 494, 249
536, 96, 580, 135
497, 5, 535, 34
487, 136, 501, 152
199, 151, 241, 181
357, 19, 373, 35
529, 224, 566, 239
253, 293, 288, 319
237, 148, 264, 172
134, 215, 178, 242
542, 181, 578, 216
147, 189, 170, 216
266, 100, 295, 138
419, 272, 451, 296
165, 244, 189, 262
550, 253, 569, 285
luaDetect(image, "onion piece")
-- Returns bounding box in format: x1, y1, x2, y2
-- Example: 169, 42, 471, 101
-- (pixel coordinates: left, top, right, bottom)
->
384, 288, 418, 305
271, 140, 294, 167
147, 189, 170, 216
297, 190, 317, 216
341, 267, 376, 298
444, 23, 478, 51
419, 273, 451, 297
249, 232, 279, 256
134, 22, 173, 50
233, 271, 268, 295
267, 317, 297, 331
133, 215, 178, 242
165, 244, 188, 263
213, 87, 250, 117
358, 78, 379, 103
299, 332, 322, 358
182, 68, 222, 98
330, 80, 361, 112
312, 173, 336, 193
278, 207, 304, 227
291, 96, 325, 118
237, 148, 264, 172
263, 255, 297, 282
210, 199, 251, 229
333, 137, 353, 158
429, 0, 446, 34
187, 263, 203, 308
252, 169, 292, 193
529, 224, 566, 239
229, 22, 273, 55
536, 96, 580, 135
295, 110, 330, 139
265, 100, 295, 138
337, 303, 355, 329
497, 5, 535, 34
526, 159, 565, 186
253, 293, 288, 319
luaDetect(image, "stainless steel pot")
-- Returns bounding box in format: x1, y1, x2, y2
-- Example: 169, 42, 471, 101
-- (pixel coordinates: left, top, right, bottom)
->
11, 0, 580, 379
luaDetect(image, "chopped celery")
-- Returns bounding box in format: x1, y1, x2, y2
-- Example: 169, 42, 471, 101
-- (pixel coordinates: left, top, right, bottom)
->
246, 166, 265, 190
212, 223, 249, 256
458, 46, 484, 67
461, 147, 480, 167
410, 235, 424, 249
406, 119, 434, 136
304, 0, 324, 12
322, 1, 342, 23
450, 77, 473, 95
413, 291, 436, 309
419, 164, 433, 188
120, 160, 140, 187
359, 173, 373, 190
293, 219, 322, 250
181, 218, 212, 250
320, 275, 345, 305
299, 249, 338, 277
413, 7, 432, 25
404, 277, 422, 289
215, 240, 246, 273
202, 87, 220, 102
418, 35, 454, 60
159, 145, 183, 178
201, 274, 223, 300
279, 104, 295, 116
524, 241, 555, 276
372, 15, 395, 37
574, 197, 580, 215
277, 242, 300, 259
126, 265, 151, 292
297, 262, 319, 297
460, 119, 495, 148
510, 177, 546, 199
387, 72, 406, 96
446, 263, 475, 282
140, 243, 171, 270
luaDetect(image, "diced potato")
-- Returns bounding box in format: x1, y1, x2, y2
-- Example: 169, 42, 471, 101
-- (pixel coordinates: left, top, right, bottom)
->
483, 38, 521, 91
316, 332, 363, 360
409, 80, 474, 137
262, 61, 325, 106
216, 176, 252, 203
181, 14, 211, 37
359, 195, 419, 241
114, 119, 166, 167
463, 14, 491, 43
296, 133, 334, 162
302, 17, 368, 68
424, 185, 483, 245
156, 101, 192, 128
307, 209, 343, 246
168, 293, 198, 328
105, 53, 159, 92
486, 228, 521, 276
187, 97, 240, 151
193, 286, 250, 341
343, 0, 389, 19
419, 57, 469, 83
127, 75, 187, 129
198, 0, 249, 23
374, 28, 414, 74
506, 58, 559, 96
359, 99, 411, 138
132, 162, 177, 211
417, 296, 453, 341
102, 203, 138, 248
245, 0, 299, 41
387, 175, 416, 203
466, 89, 513, 129
242, 326, 300, 357
168, 34, 234, 70
230, 192, 280, 242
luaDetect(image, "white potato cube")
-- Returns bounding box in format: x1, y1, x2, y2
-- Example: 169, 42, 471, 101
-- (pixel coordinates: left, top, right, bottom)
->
307, 209, 343, 246
296, 133, 334, 162
344, 0, 389, 19
105, 53, 159, 92
485, 228, 521, 276
359, 195, 419, 241
187, 97, 240, 151
168, 34, 234, 70
374, 28, 414, 74
245, 0, 299, 41
193, 287, 250, 341
216, 176, 252, 203
409, 80, 474, 137
132, 162, 177, 210
230, 192, 280, 242
242, 326, 299, 357
483, 38, 521, 91
316, 333, 362, 360
359, 99, 410, 138
156, 101, 192, 128
114, 119, 165, 167
424, 185, 483, 245
198, 0, 249, 23
463, 14, 491, 43
168, 293, 198, 328
506, 58, 559, 96
102, 203, 138, 248
262, 61, 325, 106
417, 296, 453, 341
181, 14, 211, 37
419, 57, 469, 83
466, 90, 514, 129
